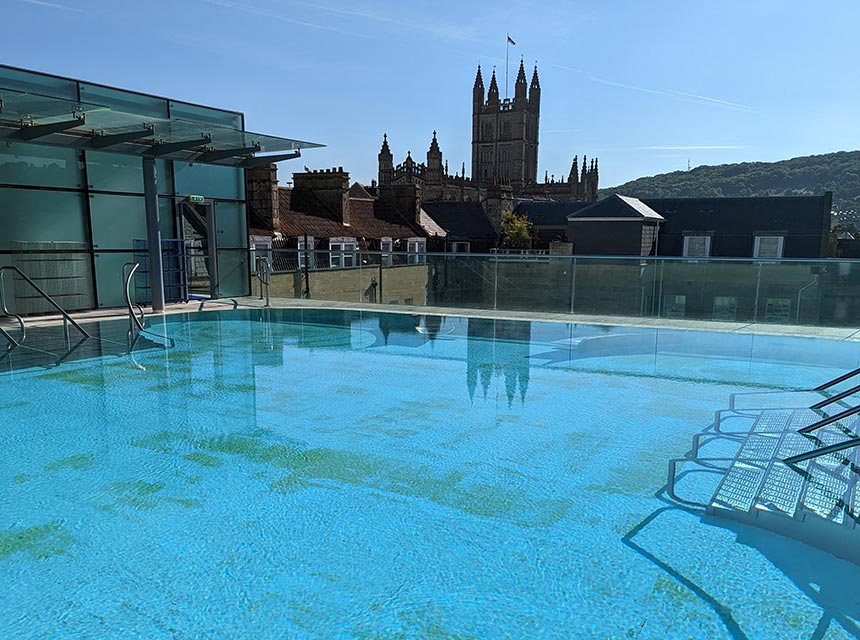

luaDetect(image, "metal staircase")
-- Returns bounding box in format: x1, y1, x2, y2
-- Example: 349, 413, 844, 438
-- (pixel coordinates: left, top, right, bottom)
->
667, 369, 860, 564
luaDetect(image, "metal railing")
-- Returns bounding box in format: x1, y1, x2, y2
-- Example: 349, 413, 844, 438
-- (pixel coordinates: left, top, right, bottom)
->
0, 265, 90, 349
122, 262, 175, 349
255, 255, 271, 307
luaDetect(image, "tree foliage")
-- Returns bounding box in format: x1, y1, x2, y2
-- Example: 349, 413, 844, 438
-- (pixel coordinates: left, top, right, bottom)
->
601, 150, 860, 215
501, 211, 533, 249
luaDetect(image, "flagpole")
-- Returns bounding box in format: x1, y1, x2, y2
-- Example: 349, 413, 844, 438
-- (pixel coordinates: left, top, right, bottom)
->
505, 32, 510, 100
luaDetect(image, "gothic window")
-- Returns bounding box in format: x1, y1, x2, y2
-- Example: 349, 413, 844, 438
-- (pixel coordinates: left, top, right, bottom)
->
482, 147, 493, 163
502, 120, 511, 137
482, 122, 494, 140
500, 145, 509, 162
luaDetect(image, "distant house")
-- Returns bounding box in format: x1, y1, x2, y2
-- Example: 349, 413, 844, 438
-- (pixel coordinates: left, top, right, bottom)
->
246, 165, 430, 269
564, 192, 833, 258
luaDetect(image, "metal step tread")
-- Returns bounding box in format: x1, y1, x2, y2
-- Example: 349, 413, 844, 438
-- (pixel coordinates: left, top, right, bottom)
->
712, 462, 766, 512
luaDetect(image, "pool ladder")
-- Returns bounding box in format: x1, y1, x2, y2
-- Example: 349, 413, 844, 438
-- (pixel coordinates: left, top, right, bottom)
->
122, 262, 175, 349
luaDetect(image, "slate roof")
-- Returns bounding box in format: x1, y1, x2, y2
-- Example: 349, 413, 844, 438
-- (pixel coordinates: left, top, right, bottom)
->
515, 200, 592, 227
567, 194, 664, 220
639, 194, 829, 231
421, 202, 498, 240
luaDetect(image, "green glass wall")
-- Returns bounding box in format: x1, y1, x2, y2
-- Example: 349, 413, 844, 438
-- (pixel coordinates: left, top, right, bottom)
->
0, 65, 251, 312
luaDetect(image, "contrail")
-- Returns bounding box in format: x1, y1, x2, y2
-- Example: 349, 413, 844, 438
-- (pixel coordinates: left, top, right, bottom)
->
548, 62, 753, 112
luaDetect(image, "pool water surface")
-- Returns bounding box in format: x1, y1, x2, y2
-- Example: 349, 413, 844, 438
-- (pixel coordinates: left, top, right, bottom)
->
2, 309, 860, 639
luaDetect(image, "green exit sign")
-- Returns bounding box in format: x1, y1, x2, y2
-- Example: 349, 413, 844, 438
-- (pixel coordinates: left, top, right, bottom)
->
187, 195, 205, 203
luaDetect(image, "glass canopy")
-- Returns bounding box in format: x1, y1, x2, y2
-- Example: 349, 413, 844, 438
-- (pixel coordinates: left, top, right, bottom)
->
0, 89, 323, 166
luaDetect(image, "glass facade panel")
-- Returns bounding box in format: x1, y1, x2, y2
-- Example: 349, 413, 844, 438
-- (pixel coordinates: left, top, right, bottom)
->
0, 188, 87, 249
93, 251, 135, 309
90, 193, 146, 250
169, 101, 242, 129
159, 198, 176, 240
216, 249, 249, 297
174, 163, 244, 200
79, 83, 168, 118
156, 159, 174, 195
0, 141, 82, 188
85, 150, 143, 193
214, 202, 248, 248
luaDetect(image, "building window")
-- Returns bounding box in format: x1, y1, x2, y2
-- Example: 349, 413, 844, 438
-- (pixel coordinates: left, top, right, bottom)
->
329, 236, 356, 268
449, 241, 470, 253
713, 296, 737, 321
754, 235, 784, 258
297, 235, 314, 269
501, 121, 511, 137
380, 237, 393, 266
683, 235, 711, 258
407, 237, 426, 264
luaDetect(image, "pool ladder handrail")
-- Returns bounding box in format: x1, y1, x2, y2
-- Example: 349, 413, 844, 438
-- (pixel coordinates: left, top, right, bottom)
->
123, 262, 175, 349
255, 255, 271, 308
0, 265, 91, 349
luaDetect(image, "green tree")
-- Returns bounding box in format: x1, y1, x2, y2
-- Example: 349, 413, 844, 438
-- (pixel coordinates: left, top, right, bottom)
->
501, 211, 533, 249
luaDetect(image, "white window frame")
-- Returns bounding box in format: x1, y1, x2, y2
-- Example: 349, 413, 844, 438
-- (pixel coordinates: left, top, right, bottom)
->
380, 237, 393, 266
297, 235, 314, 269
407, 237, 427, 264
754, 235, 784, 259
449, 241, 470, 253
682, 235, 711, 258
329, 236, 357, 268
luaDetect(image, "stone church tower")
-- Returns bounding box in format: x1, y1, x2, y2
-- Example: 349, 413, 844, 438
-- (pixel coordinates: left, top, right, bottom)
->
375, 61, 599, 205
471, 61, 540, 193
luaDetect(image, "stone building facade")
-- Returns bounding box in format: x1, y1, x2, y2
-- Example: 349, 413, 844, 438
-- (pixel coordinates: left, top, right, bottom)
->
377, 61, 599, 204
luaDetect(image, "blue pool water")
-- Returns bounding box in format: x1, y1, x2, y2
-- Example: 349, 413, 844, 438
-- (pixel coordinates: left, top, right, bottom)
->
2, 309, 860, 639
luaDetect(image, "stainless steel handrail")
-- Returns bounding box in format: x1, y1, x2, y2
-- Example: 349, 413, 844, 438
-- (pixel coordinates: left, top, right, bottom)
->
197, 298, 239, 311
255, 256, 271, 307
0, 265, 90, 341
123, 262, 175, 349
122, 262, 146, 333
814, 367, 860, 392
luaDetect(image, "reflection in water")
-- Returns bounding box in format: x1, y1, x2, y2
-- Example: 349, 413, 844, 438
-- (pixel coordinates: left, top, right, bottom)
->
466, 318, 531, 406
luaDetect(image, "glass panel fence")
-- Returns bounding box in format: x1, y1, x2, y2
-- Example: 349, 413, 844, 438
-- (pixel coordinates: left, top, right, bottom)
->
254, 252, 860, 330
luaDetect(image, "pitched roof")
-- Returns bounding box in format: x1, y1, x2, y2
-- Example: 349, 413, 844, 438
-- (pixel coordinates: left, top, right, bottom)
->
418, 208, 447, 237
639, 194, 828, 231
515, 200, 592, 226
422, 202, 497, 240
276, 187, 423, 239
348, 182, 374, 200
567, 194, 664, 221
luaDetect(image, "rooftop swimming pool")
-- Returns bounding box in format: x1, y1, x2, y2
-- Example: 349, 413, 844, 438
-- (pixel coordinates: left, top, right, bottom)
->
2, 308, 860, 639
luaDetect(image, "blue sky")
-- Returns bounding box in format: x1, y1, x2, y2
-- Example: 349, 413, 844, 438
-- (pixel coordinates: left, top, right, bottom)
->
3, 0, 858, 187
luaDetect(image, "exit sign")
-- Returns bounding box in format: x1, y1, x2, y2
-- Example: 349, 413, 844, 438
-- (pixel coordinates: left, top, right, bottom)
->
187, 195, 205, 203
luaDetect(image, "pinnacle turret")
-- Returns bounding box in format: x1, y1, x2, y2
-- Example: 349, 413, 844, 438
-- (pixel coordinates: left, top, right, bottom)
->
514, 58, 527, 103
569, 155, 579, 182
488, 69, 500, 104
428, 130, 440, 154
379, 132, 391, 157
